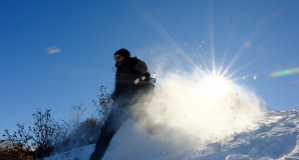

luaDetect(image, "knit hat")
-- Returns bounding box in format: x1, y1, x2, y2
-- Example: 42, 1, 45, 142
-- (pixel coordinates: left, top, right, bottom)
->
114, 48, 130, 59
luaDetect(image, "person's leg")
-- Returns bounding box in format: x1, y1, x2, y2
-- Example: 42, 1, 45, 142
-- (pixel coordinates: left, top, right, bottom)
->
89, 104, 130, 160
89, 111, 117, 160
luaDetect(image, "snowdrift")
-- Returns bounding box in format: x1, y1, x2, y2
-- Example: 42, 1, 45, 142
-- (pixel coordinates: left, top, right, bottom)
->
44, 110, 299, 160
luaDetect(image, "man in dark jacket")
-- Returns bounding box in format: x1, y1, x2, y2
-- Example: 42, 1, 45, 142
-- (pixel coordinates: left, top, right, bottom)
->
89, 48, 151, 160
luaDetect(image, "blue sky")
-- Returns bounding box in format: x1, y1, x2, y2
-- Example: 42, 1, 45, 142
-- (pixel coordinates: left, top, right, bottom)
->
1, 0, 299, 135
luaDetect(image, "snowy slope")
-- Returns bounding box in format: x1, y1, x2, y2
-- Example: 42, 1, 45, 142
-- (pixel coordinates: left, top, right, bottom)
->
44, 110, 299, 160
0, 140, 12, 148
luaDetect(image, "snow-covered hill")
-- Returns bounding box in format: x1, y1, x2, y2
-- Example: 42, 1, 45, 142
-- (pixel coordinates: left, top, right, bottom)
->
44, 110, 299, 160
0, 140, 12, 148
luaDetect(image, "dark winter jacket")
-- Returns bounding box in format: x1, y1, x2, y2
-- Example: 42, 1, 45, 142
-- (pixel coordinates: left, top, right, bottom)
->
111, 57, 149, 101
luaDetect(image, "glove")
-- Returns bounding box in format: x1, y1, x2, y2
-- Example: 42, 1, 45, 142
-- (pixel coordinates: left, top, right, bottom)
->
126, 57, 138, 66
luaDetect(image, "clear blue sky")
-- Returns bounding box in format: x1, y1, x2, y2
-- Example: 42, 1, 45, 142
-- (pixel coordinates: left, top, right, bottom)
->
1, 0, 299, 135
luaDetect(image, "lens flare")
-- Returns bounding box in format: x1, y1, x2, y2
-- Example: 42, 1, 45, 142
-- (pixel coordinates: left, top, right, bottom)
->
269, 67, 299, 77
46, 46, 61, 54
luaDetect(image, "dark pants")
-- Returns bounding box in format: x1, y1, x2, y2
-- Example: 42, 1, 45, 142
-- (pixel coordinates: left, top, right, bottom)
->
89, 97, 133, 160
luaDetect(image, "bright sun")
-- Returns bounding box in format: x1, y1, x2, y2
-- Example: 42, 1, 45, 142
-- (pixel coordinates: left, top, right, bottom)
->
202, 73, 232, 99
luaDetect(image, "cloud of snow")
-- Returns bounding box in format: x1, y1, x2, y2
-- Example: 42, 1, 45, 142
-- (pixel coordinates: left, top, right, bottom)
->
136, 70, 265, 148
134, 50, 266, 149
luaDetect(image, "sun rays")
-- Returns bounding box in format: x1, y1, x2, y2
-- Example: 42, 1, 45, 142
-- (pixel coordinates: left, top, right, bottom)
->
130, 0, 296, 86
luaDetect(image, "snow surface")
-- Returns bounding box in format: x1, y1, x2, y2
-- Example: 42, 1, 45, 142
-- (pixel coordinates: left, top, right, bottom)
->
0, 140, 12, 148
44, 110, 299, 160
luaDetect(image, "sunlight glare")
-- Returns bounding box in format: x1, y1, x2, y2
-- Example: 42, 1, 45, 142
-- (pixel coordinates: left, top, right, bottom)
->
202, 73, 231, 99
